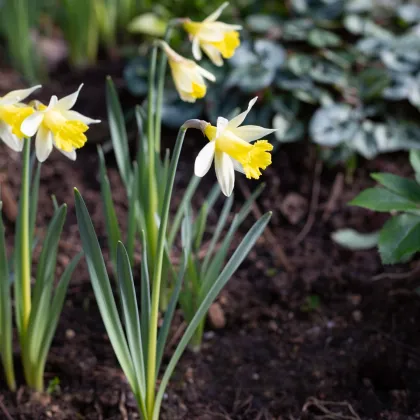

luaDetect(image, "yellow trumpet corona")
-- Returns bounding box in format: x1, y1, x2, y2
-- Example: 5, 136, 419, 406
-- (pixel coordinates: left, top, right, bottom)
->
183, 2, 242, 66
194, 97, 276, 197
20, 84, 100, 162
0, 86, 41, 152
159, 41, 216, 103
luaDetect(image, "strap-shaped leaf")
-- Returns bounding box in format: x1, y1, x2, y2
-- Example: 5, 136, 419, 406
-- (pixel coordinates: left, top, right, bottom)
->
350, 188, 418, 211
98, 146, 122, 270
0, 209, 15, 390
116, 243, 147, 417
106, 77, 131, 188
28, 204, 67, 362
167, 175, 201, 247
126, 162, 139, 265
35, 252, 82, 387
153, 212, 271, 420
372, 173, 420, 203
201, 194, 234, 275
74, 189, 136, 390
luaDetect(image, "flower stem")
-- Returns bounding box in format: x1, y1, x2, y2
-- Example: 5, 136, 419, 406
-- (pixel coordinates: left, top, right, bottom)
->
146, 120, 201, 418
147, 45, 158, 271
154, 24, 174, 154
20, 138, 31, 335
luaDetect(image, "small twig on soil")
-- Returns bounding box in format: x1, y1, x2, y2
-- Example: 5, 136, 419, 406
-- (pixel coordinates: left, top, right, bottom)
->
119, 391, 128, 420
167, 321, 187, 350
302, 397, 361, 420
294, 160, 323, 246
372, 263, 420, 282
322, 172, 344, 221
237, 178, 293, 272
0, 396, 13, 420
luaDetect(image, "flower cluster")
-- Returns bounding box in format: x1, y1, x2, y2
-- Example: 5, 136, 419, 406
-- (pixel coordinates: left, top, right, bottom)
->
161, 1, 241, 103
0, 84, 100, 162
157, 2, 276, 196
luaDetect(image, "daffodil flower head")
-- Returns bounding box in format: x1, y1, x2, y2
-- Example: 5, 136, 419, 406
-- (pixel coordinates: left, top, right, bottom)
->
194, 97, 276, 197
159, 41, 216, 103
0, 85, 41, 152
183, 2, 242, 67
21, 84, 101, 162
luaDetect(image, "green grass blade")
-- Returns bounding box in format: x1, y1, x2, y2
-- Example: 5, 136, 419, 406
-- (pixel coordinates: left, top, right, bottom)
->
127, 163, 139, 265
106, 76, 131, 188
116, 243, 147, 415
36, 252, 82, 388
28, 204, 67, 363
98, 146, 122, 270
193, 202, 209, 252
155, 249, 188, 378
74, 189, 136, 390
0, 209, 16, 390
140, 230, 151, 367
201, 194, 234, 275
235, 183, 265, 226
167, 176, 200, 248
153, 212, 272, 419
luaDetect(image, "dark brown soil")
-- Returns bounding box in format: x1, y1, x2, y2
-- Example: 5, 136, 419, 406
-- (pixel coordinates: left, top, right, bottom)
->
1, 69, 420, 420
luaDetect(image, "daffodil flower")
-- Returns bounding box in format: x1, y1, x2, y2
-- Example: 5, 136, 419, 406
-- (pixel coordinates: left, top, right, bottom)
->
20, 84, 100, 162
0, 85, 41, 152
194, 97, 276, 196
159, 41, 216, 103
183, 2, 242, 67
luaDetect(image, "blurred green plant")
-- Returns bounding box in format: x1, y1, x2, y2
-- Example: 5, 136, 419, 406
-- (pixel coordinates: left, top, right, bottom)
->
125, 0, 420, 162
333, 150, 420, 264
0, 0, 45, 83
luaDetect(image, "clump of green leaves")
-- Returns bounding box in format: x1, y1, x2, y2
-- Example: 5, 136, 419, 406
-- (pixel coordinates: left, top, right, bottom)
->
334, 150, 420, 264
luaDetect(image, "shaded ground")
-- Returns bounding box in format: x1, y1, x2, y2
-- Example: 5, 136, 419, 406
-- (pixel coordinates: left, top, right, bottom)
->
0, 73, 420, 419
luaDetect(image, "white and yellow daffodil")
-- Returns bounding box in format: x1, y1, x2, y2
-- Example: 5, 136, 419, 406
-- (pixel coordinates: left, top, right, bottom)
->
159, 41, 216, 103
0, 85, 41, 152
183, 2, 242, 67
20, 84, 100, 162
194, 97, 276, 196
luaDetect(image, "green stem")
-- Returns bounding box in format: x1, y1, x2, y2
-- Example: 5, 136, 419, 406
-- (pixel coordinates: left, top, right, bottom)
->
20, 139, 32, 336
18, 139, 33, 387
145, 120, 201, 417
154, 25, 174, 154
147, 46, 158, 271
188, 318, 205, 352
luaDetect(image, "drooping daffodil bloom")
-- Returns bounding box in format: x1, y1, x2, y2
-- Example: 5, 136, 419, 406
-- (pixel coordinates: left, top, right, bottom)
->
183, 2, 242, 67
194, 97, 276, 197
21, 84, 100, 162
0, 85, 41, 152
159, 41, 216, 103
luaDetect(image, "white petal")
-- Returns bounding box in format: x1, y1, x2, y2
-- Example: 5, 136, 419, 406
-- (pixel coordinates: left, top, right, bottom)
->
202, 43, 224, 66
63, 110, 101, 125
216, 117, 229, 138
58, 148, 77, 161
0, 121, 23, 151
192, 37, 202, 61
21, 111, 44, 137
194, 141, 215, 177
0, 85, 41, 105
204, 2, 229, 22
194, 26, 225, 42
35, 126, 53, 162
196, 64, 216, 82
228, 97, 258, 129
56, 84, 83, 111
232, 158, 245, 174
215, 151, 234, 197
46, 95, 58, 110
230, 125, 278, 142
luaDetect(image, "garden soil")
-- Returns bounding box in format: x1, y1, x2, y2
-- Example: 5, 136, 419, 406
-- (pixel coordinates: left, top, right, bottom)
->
0, 73, 420, 420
